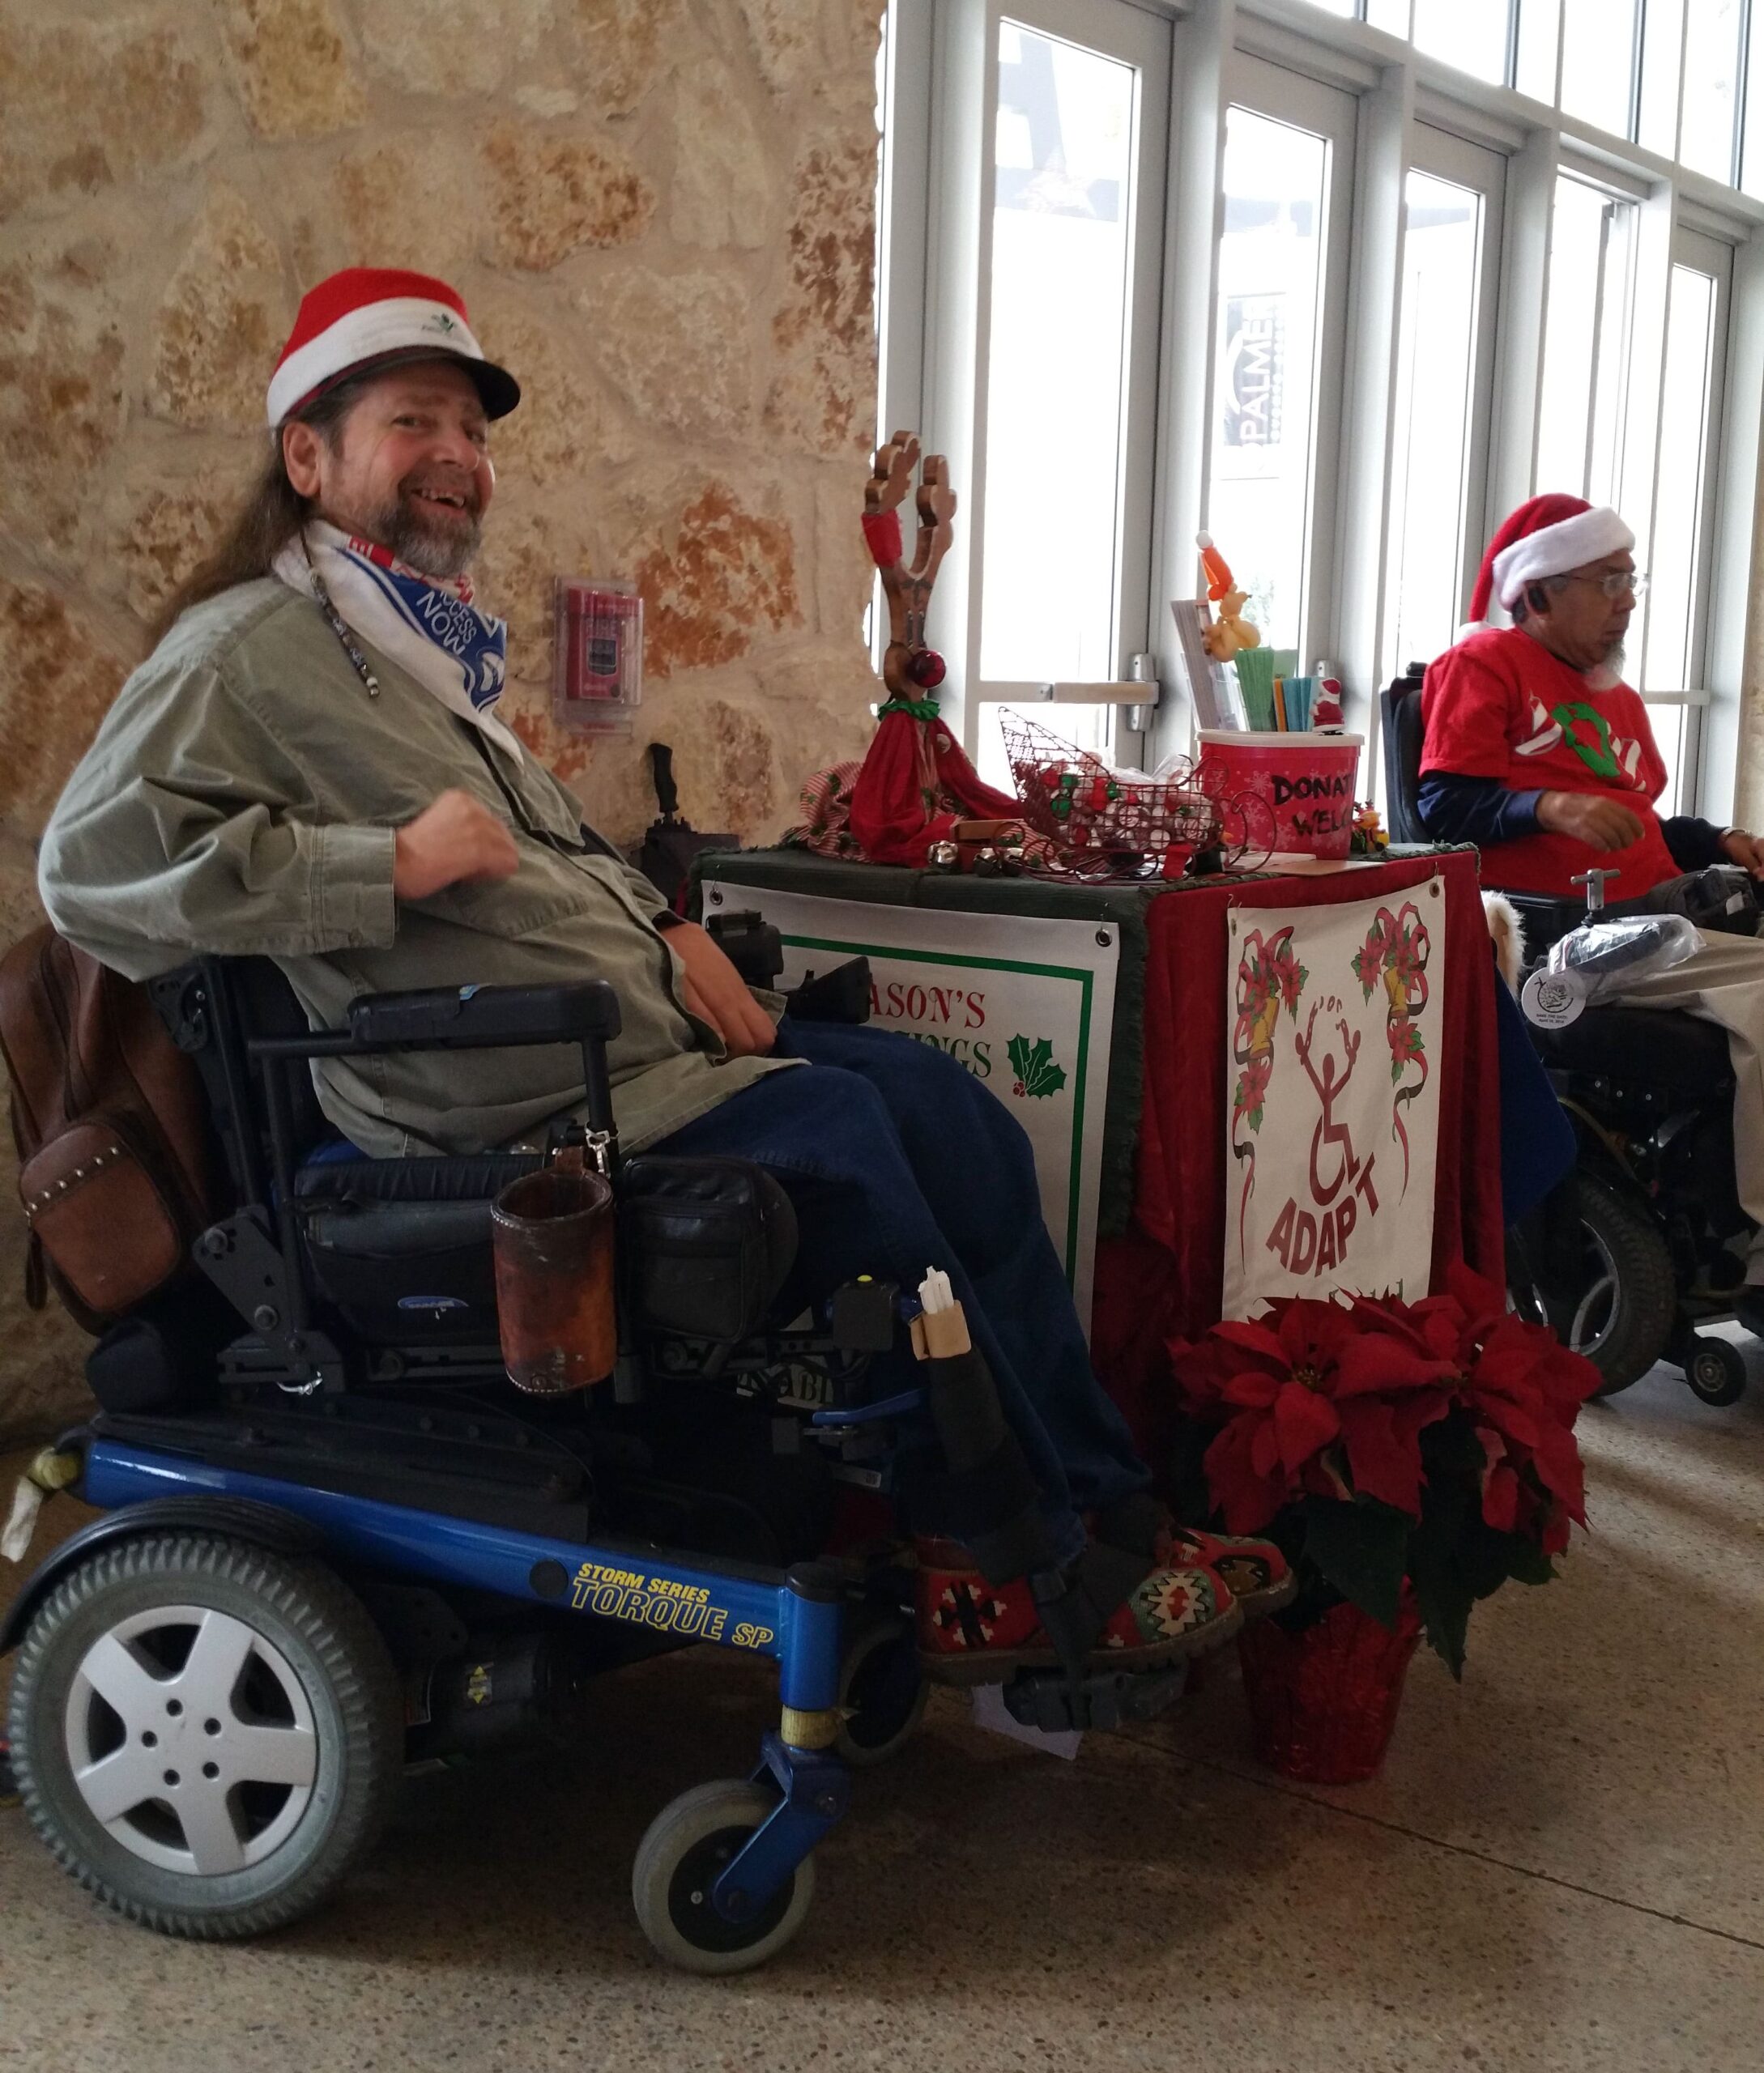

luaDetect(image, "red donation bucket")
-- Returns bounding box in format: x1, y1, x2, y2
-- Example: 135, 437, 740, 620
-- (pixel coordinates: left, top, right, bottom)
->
1198, 730, 1363, 859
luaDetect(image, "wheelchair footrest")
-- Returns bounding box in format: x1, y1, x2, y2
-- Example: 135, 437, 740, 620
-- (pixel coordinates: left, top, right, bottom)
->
1001, 1662, 1188, 1734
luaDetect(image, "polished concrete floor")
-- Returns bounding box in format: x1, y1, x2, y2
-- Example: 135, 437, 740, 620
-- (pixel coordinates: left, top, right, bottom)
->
2, 1347, 1762, 2073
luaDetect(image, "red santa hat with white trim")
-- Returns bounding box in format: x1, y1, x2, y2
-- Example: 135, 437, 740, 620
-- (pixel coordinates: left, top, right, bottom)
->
266, 266, 520, 429
1456, 492, 1634, 640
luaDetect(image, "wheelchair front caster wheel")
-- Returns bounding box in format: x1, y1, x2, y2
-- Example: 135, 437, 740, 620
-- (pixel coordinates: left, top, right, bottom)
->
1685, 1335, 1747, 1407
837, 1620, 927, 1768
631, 1780, 815, 1974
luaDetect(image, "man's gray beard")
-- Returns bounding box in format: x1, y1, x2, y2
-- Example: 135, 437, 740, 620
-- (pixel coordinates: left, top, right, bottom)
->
364, 493, 483, 580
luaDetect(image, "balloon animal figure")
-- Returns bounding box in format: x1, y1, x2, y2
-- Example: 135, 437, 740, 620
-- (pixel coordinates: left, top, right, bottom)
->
863, 432, 955, 698
1195, 531, 1262, 662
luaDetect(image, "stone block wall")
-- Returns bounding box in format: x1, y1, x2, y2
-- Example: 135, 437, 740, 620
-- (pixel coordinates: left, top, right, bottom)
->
0, 0, 885, 1441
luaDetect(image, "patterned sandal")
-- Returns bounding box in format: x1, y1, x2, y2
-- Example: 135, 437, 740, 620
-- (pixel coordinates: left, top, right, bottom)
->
914, 1536, 1242, 1688
1092, 1496, 1296, 1618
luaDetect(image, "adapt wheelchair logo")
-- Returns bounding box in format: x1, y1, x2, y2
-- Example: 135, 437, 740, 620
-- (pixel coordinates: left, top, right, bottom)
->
567, 1562, 775, 1649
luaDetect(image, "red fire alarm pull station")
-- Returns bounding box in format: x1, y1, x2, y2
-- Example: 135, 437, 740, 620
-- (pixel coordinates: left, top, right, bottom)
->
554, 577, 643, 730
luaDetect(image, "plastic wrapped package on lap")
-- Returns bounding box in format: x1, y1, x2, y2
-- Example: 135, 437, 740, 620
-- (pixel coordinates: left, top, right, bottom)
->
1522, 915, 1704, 1028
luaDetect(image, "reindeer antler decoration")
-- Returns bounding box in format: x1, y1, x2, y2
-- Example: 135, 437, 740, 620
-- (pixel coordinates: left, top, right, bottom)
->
863, 430, 956, 698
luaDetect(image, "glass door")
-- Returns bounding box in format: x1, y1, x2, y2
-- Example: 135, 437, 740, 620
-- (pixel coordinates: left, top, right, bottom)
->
1638, 226, 1732, 815
1203, 53, 1356, 670
968, 0, 1171, 786
1382, 126, 1505, 679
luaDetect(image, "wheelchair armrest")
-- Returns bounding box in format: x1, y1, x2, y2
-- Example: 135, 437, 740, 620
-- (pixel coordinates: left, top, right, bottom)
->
247, 981, 621, 1058
344, 981, 621, 1052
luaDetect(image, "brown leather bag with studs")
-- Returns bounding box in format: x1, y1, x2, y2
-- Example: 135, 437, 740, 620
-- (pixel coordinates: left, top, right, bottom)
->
0, 926, 214, 1332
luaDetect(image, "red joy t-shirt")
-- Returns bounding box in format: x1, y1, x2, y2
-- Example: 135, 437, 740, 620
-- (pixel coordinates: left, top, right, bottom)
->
1420, 627, 1677, 897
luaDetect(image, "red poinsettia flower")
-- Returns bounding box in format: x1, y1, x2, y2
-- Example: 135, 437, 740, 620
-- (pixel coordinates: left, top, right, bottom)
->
1233, 1053, 1272, 1123
1385, 1016, 1423, 1071
1174, 1301, 1458, 1533
1391, 929, 1427, 988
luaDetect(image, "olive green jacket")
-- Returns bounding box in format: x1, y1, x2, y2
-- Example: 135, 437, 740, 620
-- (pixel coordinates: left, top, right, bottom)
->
38, 580, 788, 1157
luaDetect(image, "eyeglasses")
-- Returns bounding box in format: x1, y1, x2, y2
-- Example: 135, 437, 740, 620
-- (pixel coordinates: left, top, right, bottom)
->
1560, 570, 1649, 600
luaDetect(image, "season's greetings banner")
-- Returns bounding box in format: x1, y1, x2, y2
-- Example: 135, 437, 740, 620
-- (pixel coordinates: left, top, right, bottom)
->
1223, 879, 1445, 1317
697, 881, 1120, 1327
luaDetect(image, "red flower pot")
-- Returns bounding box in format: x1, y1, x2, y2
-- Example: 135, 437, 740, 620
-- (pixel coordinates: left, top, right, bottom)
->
1237, 1594, 1421, 1784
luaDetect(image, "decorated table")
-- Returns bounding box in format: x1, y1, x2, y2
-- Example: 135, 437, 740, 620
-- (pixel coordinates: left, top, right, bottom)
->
698, 844, 1503, 1470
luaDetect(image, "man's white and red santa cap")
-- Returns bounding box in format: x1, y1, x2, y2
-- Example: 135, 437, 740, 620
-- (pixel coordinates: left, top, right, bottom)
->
1458, 492, 1634, 637
266, 267, 519, 429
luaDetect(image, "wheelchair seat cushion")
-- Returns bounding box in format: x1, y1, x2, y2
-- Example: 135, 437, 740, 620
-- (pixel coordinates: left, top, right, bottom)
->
1529, 1006, 1734, 1100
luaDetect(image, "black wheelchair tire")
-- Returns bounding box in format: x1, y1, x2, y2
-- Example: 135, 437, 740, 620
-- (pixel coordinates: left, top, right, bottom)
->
7, 1533, 403, 1940
1526, 1173, 1677, 1398
1684, 1334, 1748, 1407
836, 1617, 928, 1769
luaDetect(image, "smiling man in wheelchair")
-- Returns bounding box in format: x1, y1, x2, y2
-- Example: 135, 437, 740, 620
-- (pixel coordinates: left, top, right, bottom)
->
34, 268, 1276, 1705
1417, 492, 1764, 1326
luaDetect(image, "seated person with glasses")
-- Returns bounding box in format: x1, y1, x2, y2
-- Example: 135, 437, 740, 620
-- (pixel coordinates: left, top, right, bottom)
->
1417, 493, 1764, 896
1420, 493, 1764, 1313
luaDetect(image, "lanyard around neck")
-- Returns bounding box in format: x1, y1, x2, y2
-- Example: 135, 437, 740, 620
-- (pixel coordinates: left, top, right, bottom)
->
300, 534, 382, 700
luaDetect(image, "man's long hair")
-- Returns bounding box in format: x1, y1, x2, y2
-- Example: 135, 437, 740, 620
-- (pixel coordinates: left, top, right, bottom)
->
148, 376, 372, 645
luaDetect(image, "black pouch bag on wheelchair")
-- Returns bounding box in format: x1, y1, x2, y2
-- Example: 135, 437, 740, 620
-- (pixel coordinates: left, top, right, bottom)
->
1639, 863, 1763, 934
619, 1156, 799, 1343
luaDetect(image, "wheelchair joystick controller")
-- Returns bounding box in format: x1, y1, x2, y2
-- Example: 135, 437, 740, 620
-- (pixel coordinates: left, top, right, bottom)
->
1572, 866, 1621, 917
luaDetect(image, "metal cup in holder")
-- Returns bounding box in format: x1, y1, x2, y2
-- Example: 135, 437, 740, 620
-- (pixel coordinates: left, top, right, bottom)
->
490, 1165, 616, 1394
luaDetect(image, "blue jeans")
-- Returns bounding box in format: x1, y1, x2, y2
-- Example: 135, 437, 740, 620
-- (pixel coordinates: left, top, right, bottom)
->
653, 1022, 1148, 1564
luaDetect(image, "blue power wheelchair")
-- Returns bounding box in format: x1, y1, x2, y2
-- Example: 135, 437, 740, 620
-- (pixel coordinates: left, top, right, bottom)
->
2, 944, 1176, 1971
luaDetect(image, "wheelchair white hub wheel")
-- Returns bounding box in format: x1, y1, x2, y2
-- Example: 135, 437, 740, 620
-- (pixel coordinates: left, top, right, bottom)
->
8, 1533, 401, 1939
62, 1605, 318, 1875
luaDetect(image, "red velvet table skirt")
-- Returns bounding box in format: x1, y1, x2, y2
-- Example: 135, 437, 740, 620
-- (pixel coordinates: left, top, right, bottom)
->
1090, 849, 1502, 1470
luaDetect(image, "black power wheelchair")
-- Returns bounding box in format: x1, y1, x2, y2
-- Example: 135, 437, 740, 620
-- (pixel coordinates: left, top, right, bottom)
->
1383, 669, 1756, 1410
2, 927, 1182, 1972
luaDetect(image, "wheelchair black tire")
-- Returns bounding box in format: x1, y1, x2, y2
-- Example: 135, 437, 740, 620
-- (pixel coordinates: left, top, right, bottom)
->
1525, 1173, 1677, 1398
836, 1616, 928, 1768
631, 1778, 816, 1974
6, 1532, 403, 1940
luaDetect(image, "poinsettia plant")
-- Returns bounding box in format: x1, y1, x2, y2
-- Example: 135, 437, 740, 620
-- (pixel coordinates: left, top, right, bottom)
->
1169, 1264, 1602, 1676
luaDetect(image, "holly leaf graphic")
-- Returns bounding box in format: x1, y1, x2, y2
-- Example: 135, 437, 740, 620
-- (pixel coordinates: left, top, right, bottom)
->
1007, 1033, 1067, 1099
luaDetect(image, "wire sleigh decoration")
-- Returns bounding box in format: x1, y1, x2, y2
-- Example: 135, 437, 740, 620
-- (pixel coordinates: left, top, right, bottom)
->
998, 709, 1276, 880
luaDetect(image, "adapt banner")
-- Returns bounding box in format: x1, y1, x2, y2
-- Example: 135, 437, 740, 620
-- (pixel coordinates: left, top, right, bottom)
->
1223, 879, 1446, 1317
701, 882, 1119, 1327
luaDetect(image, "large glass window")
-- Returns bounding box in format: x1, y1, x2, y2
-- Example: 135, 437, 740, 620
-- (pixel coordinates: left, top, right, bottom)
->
1644, 266, 1719, 697
1679, 0, 1745, 182
1384, 169, 1486, 672
1536, 177, 1634, 504
1515, 0, 1562, 103
1637, 0, 1685, 159
979, 23, 1136, 687
1559, 0, 1637, 137
1744, 6, 1764, 194
1411, 0, 1510, 83
1205, 106, 1333, 653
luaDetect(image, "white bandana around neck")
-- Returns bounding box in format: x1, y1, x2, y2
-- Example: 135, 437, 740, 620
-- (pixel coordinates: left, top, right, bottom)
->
273, 519, 525, 763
